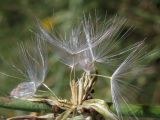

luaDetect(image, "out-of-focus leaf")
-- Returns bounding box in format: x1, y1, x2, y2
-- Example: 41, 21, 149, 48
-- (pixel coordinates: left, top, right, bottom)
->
0, 97, 52, 112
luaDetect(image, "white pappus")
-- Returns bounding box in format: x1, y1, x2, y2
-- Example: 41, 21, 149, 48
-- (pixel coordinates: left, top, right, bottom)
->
111, 41, 146, 120
10, 36, 47, 98
39, 15, 136, 74
78, 15, 127, 73
77, 15, 141, 74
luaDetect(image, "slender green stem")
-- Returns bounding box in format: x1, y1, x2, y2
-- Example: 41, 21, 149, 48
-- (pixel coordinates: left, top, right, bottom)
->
90, 74, 111, 80
70, 66, 73, 81
0, 97, 51, 112
42, 83, 59, 100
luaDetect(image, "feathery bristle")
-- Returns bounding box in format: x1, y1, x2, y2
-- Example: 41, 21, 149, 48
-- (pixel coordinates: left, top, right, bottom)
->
111, 41, 146, 120
10, 36, 47, 98
78, 16, 133, 73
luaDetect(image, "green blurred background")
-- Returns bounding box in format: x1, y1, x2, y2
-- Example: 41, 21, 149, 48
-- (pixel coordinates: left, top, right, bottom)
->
0, 0, 160, 118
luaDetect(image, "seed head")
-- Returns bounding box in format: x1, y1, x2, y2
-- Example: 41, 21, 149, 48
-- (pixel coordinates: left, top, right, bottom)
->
10, 36, 47, 98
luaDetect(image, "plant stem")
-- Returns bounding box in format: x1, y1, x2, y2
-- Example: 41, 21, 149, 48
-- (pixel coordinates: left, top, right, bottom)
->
0, 97, 51, 112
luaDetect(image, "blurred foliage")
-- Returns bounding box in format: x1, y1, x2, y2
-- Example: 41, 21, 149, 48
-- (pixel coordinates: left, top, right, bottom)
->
0, 0, 160, 119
